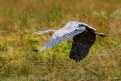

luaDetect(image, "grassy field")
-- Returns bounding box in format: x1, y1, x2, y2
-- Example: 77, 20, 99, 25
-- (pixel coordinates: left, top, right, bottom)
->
0, 0, 121, 81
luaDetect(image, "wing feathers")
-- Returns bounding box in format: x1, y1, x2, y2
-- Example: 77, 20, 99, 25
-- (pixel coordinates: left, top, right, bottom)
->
40, 27, 85, 51
69, 31, 96, 62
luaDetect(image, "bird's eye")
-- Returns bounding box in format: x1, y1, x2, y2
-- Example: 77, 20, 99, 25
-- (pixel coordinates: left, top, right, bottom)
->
79, 24, 84, 27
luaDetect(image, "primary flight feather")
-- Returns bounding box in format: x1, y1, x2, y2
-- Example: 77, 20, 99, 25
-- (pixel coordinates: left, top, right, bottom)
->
32, 21, 107, 62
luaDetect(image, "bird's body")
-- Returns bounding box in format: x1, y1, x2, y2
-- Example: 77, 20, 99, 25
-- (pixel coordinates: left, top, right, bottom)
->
33, 21, 107, 62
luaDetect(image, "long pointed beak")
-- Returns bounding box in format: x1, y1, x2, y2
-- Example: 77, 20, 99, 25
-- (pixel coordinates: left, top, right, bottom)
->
95, 32, 107, 37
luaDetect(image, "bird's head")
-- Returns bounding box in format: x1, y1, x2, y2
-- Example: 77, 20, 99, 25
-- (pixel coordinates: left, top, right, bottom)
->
76, 22, 107, 37
66, 21, 96, 32
75, 23, 96, 33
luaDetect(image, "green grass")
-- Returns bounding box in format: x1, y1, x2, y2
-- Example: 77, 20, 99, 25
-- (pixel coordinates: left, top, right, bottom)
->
0, 0, 121, 81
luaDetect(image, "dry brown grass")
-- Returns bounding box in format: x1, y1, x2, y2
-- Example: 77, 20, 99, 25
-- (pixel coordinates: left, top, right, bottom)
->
0, 0, 121, 81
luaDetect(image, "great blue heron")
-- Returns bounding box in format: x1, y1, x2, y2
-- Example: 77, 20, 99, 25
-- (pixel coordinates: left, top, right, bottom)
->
33, 21, 107, 62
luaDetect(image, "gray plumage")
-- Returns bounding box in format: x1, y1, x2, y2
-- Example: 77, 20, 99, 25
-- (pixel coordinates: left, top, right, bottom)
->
33, 21, 107, 62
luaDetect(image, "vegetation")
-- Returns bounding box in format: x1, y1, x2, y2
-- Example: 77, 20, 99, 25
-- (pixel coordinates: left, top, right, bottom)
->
0, 0, 121, 81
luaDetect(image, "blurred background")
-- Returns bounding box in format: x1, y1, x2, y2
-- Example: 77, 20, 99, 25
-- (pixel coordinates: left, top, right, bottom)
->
0, 0, 121, 81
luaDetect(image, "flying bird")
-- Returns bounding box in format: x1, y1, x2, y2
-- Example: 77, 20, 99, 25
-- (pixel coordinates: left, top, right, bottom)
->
32, 21, 107, 62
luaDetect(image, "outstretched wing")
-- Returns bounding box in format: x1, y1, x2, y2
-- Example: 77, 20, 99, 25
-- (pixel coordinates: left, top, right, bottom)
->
40, 21, 86, 51
69, 31, 96, 62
